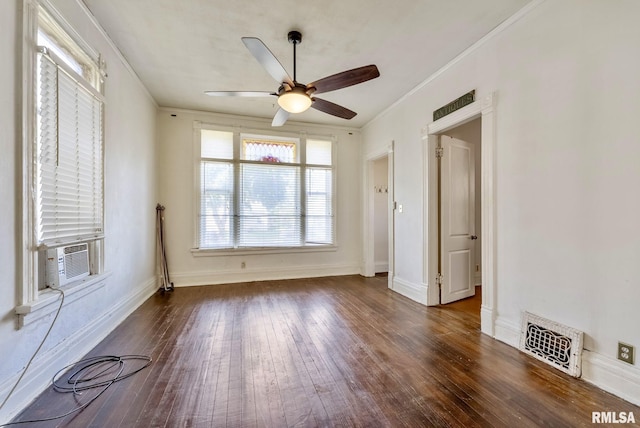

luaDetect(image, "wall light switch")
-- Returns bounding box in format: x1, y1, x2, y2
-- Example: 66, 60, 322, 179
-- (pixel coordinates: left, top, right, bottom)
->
398, 204, 403, 213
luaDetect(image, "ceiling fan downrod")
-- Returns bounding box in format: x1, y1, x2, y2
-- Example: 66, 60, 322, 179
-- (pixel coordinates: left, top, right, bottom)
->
288, 30, 302, 83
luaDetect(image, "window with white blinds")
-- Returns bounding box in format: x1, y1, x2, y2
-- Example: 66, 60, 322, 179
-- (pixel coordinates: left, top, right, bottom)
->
35, 10, 104, 247
199, 129, 334, 249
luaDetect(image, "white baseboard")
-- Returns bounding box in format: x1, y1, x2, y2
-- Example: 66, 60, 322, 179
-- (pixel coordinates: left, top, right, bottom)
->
172, 263, 360, 287
391, 276, 427, 305
582, 350, 640, 407
374, 261, 389, 273
480, 305, 495, 337
474, 271, 482, 286
494, 315, 521, 348
491, 316, 640, 407
0, 276, 157, 423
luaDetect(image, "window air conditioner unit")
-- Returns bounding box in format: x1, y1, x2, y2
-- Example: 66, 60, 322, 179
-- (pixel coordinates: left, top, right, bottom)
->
45, 243, 90, 288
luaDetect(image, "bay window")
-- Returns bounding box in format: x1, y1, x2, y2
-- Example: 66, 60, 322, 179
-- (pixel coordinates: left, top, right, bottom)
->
197, 125, 335, 250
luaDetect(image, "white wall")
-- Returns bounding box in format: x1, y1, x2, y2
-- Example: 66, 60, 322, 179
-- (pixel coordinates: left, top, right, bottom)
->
157, 109, 362, 286
0, 2, 20, 414
0, 0, 158, 421
363, 0, 640, 405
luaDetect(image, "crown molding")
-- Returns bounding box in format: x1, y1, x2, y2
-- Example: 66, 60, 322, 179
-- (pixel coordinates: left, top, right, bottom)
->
363, 0, 545, 130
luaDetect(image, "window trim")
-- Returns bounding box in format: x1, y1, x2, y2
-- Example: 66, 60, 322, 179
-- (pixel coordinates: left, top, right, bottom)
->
192, 121, 338, 254
19, 0, 107, 321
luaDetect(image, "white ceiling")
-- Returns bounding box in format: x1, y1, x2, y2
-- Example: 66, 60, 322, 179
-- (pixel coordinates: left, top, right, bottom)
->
82, 0, 531, 128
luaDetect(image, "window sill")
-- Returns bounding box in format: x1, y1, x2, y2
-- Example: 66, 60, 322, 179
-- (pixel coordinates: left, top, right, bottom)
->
15, 272, 111, 329
191, 245, 338, 257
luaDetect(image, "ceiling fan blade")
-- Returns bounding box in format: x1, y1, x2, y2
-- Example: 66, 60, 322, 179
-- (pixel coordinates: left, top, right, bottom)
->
307, 65, 380, 95
242, 37, 293, 86
272, 108, 290, 127
311, 98, 357, 120
204, 91, 276, 97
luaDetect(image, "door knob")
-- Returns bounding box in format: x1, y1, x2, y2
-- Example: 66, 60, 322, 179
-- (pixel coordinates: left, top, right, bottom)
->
470, 235, 478, 240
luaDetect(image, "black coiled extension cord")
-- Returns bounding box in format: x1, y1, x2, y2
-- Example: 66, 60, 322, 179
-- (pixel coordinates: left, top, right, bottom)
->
2, 354, 151, 426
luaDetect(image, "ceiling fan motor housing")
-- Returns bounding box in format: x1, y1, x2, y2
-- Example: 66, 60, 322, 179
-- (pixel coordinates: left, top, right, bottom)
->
287, 30, 302, 45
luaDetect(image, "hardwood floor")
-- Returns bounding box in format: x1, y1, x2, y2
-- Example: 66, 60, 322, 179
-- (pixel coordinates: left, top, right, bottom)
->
12, 275, 639, 427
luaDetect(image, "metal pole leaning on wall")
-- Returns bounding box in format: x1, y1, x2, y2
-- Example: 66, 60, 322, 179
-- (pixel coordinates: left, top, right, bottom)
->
156, 203, 174, 292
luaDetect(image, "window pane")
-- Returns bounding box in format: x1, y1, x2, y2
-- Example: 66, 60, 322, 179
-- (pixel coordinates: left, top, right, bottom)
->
242, 138, 297, 163
202, 130, 233, 159
200, 161, 233, 248
306, 168, 333, 244
239, 163, 300, 247
38, 30, 83, 76
38, 6, 102, 92
306, 139, 332, 166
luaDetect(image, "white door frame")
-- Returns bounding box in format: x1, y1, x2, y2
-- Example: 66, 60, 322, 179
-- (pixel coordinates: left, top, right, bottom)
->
363, 143, 394, 290
423, 92, 497, 337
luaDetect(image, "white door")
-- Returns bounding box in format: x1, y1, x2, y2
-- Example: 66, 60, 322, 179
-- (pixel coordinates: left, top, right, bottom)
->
440, 135, 476, 304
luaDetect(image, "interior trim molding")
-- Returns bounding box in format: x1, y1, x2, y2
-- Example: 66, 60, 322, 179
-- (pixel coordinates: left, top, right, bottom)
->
71, 0, 157, 106
391, 277, 428, 305
493, 315, 521, 347
15, 272, 111, 328
424, 92, 497, 340
158, 106, 361, 133
362, 0, 545, 130
171, 264, 360, 287
492, 319, 640, 407
582, 350, 640, 407
375, 262, 389, 273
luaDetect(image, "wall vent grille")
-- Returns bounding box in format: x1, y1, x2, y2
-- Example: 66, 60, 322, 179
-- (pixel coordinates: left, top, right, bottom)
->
519, 312, 584, 377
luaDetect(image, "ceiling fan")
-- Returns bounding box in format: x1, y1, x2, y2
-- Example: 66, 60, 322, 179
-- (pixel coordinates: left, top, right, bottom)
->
205, 31, 380, 127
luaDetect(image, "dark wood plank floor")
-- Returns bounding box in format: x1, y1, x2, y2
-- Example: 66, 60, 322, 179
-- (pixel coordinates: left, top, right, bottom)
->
13, 275, 639, 427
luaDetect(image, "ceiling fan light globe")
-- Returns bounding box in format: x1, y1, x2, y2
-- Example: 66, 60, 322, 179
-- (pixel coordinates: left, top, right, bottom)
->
278, 92, 312, 113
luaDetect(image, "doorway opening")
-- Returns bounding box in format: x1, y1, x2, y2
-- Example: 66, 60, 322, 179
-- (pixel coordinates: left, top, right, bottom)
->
364, 146, 394, 290
373, 156, 390, 275
424, 93, 497, 337
438, 119, 482, 308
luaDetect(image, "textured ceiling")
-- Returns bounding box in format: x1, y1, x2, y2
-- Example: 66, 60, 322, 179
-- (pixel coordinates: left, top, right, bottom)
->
82, 0, 531, 128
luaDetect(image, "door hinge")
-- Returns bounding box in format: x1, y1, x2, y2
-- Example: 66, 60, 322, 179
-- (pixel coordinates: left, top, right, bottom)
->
435, 147, 444, 159
436, 273, 443, 287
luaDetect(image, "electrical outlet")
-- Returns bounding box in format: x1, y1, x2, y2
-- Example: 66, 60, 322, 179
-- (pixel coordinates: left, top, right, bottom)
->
241, 261, 246, 269
618, 342, 635, 365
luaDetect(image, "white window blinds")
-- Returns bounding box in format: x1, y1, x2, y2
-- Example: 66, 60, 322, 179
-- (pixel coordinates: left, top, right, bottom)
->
239, 163, 301, 247
200, 160, 234, 248
306, 167, 333, 244
199, 129, 334, 249
36, 52, 104, 247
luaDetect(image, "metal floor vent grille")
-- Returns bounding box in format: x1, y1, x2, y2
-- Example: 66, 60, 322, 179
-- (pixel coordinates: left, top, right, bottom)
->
519, 312, 584, 377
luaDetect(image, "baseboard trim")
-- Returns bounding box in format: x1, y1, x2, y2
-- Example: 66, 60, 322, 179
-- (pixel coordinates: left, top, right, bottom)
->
582, 350, 640, 407
480, 305, 495, 337
171, 264, 360, 287
491, 316, 640, 407
494, 315, 521, 348
391, 277, 427, 305
474, 271, 482, 286
0, 276, 157, 423
375, 261, 389, 273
